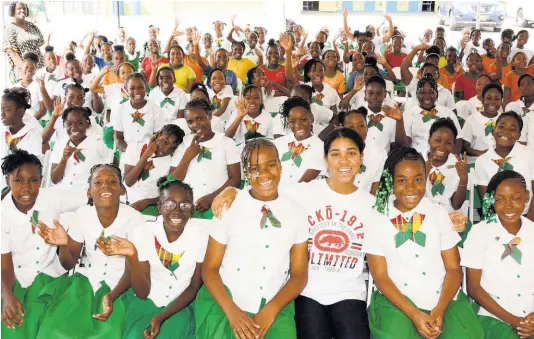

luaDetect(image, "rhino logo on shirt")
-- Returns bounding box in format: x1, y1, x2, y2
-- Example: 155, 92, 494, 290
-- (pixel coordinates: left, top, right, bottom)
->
314, 230, 350, 253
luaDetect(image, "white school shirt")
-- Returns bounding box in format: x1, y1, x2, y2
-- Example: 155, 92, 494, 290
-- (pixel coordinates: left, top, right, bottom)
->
65, 204, 143, 292
289, 180, 387, 305
404, 84, 456, 112
461, 42, 486, 67
12, 80, 42, 118
354, 146, 387, 193
208, 85, 234, 133
123, 142, 173, 203
462, 96, 504, 122
363, 197, 461, 311
114, 99, 166, 147
225, 110, 274, 144
52, 112, 102, 147
51, 134, 111, 191
1, 188, 87, 288
349, 86, 396, 110
462, 111, 501, 164
171, 133, 240, 199
505, 99, 534, 143
243, 48, 260, 65
361, 104, 397, 153
103, 83, 130, 125
308, 82, 340, 110
171, 118, 193, 136
149, 86, 188, 123
212, 36, 232, 52
404, 104, 462, 156
1, 123, 43, 158
210, 190, 309, 314
461, 217, 534, 320
132, 218, 209, 307
54, 77, 93, 108
424, 153, 461, 213
311, 102, 334, 135
528, 115, 534, 152
273, 134, 325, 190
36, 67, 64, 95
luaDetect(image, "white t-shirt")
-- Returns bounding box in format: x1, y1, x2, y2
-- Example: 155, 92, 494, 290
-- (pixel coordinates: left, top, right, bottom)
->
349, 86, 396, 111
103, 83, 130, 125
363, 197, 461, 311
461, 217, 534, 320
12, 80, 42, 118
309, 82, 340, 110
149, 86, 188, 123
210, 189, 309, 314
114, 99, 166, 147
461, 41, 486, 67
36, 67, 64, 96
131, 218, 209, 307
505, 99, 534, 143
171, 133, 240, 199
225, 110, 274, 144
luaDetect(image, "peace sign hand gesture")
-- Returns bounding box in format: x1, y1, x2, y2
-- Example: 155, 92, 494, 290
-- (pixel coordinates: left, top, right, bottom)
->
455, 152, 468, 185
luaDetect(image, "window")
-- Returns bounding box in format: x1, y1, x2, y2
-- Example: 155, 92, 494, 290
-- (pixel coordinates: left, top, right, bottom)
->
421, 1, 436, 12
303, 1, 319, 12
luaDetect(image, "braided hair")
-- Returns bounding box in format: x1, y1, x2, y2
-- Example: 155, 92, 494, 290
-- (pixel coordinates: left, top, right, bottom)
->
1, 149, 42, 176
483, 170, 527, 222
64, 82, 88, 96
278, 97, 312, 129
3, 88, 32, 110
363, 57, 379, 74
416, 74, 438, 96
246, 66, 259, 86
374, 147, 426, 214
185, 98, 212, 115
241, 139, 279, 185
22, 52, 39, 66
242, 84, 265, 112
160, 124, 186, 151
338, 106, 368, 126
190, 83, 210, 102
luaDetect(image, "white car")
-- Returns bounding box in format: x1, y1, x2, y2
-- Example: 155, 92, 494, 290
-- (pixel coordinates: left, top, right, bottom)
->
506, 1, 534, 27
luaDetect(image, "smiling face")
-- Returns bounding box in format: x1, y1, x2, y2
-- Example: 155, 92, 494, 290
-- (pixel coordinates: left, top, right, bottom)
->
494, 178, 529, 225
65, 87, 84, 107
21, 61, 36, 83
494, 115, 520, 148
512, 53, 527, 69
100, 44, 112, 60
519, 75, 534, 97
308, 62, 325, 86
498, 43, 511, 59
343, 112, 367, 141
154, 131, 179, 157
352, 53, 364, 71
247, 145, 281, 201
126, 77, 146, 104
267, 45, 280, 66
158, 68, 175, 91
516, 32, 529, 47
325, 137, 361, 185
252, 67, 267, 87
482, 88, 502, 116
1, 98, 24, 127
185, 107, 212, 141
471, 30, 481, 44
475, 76, 491, 97
169, 47, 183, 68
88, 167, 124, 209
13, 2, 27, 20
393, 159, 426, 212
248, 33, 258, 49
365, 82, 385, 109
466, 53, 482, 72
445, 49, 458, 65
126, 39, 136, 54
244, 87, 262, 115
428, 127, 454, 162
323, 50, 338, 68
214, 22, 223, 35
148, 39, 159, 55
64, 110, 90, 143
118, 63, 134, 83
82, 55, 94, 74
362, 65, 378, 83
66, 60, 82, 81
316, 31, 327, 43
232, 43, 244, 59
210, 70, 225, 92
215, 49, 229, 69
483, 39, 495, 54
112, 51, 125, 66
417, 82, 438, 109
309, 42, 322, 59
287, 106, 313, 141
159, 185, 193, 232
8, 163, 41, 212
44, 52, 57, 72
149, 27, 159, 39
392, 37, 403, 52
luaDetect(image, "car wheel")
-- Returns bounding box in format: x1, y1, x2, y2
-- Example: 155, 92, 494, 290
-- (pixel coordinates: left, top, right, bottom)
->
517, 9, 527, 27
494, 27, 502, 32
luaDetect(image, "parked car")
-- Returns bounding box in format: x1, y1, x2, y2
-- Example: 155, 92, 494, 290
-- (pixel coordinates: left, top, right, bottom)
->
437, 1, 505, 31
506, 2, 534, 28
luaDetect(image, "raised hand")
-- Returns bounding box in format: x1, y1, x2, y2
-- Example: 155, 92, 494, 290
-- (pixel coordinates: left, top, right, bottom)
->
449, 211, 468, 233
96, 235, 136, 257
144, 132, 160, 158
453, 61, 463, 73
384, 13, 392, 22
342, 8, 349, 18
236, 94, 247, 118
193, 30, 201, 45
455, 152, 468, 185
52, 97, 64, 117
376, 53, 387, 66
353, 75, 364, 91
382, 104, 403, 121
279, 32, 293, 51
38, 220, 69, 246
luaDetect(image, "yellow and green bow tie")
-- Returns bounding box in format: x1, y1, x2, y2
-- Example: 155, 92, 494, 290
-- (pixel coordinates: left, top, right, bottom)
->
211, 96, 221, 110
260, 205, 281, 229
501, 237, 522, 264
429, 171, 446, 196
197, 146, 212, 162
160, 97, 176, 107
155, 236, 184, 273
131, 111, 145, 126
281, 142, 308, 167
30, 210, 39, 234
492, 157, 513, 172
120, 87, 129, 104
484, 120, 496, 136
420, 109, 439, 123
5, 132, 25, 152
391, 212, 426, 248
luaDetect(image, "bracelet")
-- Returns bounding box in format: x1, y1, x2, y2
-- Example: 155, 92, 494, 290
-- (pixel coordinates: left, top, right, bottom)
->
458, 183, 468, 187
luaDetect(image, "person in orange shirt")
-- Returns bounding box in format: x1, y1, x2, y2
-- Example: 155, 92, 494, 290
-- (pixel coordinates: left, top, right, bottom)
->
322, 49, 345, 96
184, 41, 208, 83
440, 46, 463, 91
480, 38, 496, 74
489, 42, 511, 80
503, 51, 528, 107
102, 45, 126, 85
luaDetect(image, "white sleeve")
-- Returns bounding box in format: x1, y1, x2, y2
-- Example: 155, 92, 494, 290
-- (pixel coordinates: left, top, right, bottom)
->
96, 136, 112, 160
178, 91, 188, 110
371, 151, 387, 184
264, 119, 274, 139
331, 89, 341, 107
307, 143, 326, 171
447, 109, 463, 139
131, 227, 151, 262
404, 111, 413, 139
529, 152, 534, 181
1, 218, 11, 254
459, 223, 486, 269
315, 106, 333, 125
223, 137, 240, 165
461, 119, 474, 143
66, 214, 84, 243
123, 143, 139, 166
222, 85, 233, 99
103, 84, 115, 99
272, 115, 286, 136
54, 189, 89, 213
50, 141, 64, 164
361, 214, 385, 256
436, 207, 461, 250
474, 156, 490, 186
113, 107, 125, 132
170, 142, 187, 167
209, 215, 230, 245
153, 106, 166, 132
25, 129, 43, 156
444, 90, 455, 111
195, 226, 210, 263
225, 110, 239, 131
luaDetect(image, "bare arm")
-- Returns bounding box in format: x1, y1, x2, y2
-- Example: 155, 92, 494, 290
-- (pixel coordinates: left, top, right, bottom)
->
401, 44, 427, 86
114, 131, 128, 152
342, 9, 355, 41
157, 263, 203, 319
380, 15, 394, 44
5, 49, 23, 69
298, 169, 321, 183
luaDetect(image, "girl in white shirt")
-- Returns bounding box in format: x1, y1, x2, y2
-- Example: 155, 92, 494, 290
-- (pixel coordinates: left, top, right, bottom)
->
37, 164, 144, 338
207, 68, 233, 133
1, 150, 87, 338
304, 59, 340, 113
149, 66, 187, 123
171, 99, 241, 219
50, 106, 111, 191
12, 53, 46, 122
36, 46, 63, 97
457, 74, 496, 123
365, 147, 483, 338
198, 138, 308, 339
462, 171, 534, 339
124, 124, 185, 216
505, 74, 534, 144
474, 111, 534, 220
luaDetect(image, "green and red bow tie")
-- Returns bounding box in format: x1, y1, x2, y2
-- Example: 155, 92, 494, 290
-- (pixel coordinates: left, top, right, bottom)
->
211, 96, 221, 110
484, 120, 496, 136
501, 237, 522, 264
492, 157, 513, 172
30, 210, 39, 234
120, 87, 129, 104
312, 93, 324, 105
281, 142, 308, 167
72, 148, 86, 163
429, 171, 446, 196
391, 212, 426, 248
5, 132, 25, 152
244, 120, 260, 132
95, 230, 112, 250
522, 107, 532, 117
260, 205, 281, 229
420, 109, 439, 123
367, 114, 385, 131
131, 111, 146, 126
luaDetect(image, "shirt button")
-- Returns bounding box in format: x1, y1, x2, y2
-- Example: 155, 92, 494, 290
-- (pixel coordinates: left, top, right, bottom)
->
265, 245, 269, 248
415, 254, 419, 258
260, 286, 263, 290
237, 268, 240, 271
37, 247, 40, 250
436, 290, 440, 294
518, 293, 521, 297
263, 266, 266, 270
404, 283, 408, 286
169, 285, 172, 289
18, 265, 21, 268
422, 272, 426, 275
105, 263, 107, 266
36, 261, 39, 264
88, 264, 92, 268
103, 272, 107, 275
517, 274, 520, 278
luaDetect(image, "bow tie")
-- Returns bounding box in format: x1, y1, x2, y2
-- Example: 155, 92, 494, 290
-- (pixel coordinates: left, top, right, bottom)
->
484, 121, 496, 136
155, 236, 184, 273
260, 205, 281, 229
522, 107, 532, 117
420, 109, 439, 123
429, 171, 446, 196
160, 97, 176, 108
72, 148, 86, 163
5, 132, 25, 152
492, 157, 513, 171
312, 93, 324, 105
391, 212, 426, 248
95, 230, 112, 250
501, 237, 522, 264
281, 141, 308, 167
197, 146, 212, 162
244, 120, 260, 132
30, 210, 39, 234
367, 114, 385, 131
131, 111, 146, 126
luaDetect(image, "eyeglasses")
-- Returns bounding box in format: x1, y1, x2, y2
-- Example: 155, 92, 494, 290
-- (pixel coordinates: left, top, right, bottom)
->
161, 200, 193, 212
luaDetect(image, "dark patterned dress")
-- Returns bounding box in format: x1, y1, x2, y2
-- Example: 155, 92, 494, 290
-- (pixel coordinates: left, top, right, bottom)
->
2, 21, 44, 83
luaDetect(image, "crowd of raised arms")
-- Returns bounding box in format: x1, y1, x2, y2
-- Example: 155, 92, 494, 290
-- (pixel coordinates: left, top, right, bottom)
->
2, 1, 534, 338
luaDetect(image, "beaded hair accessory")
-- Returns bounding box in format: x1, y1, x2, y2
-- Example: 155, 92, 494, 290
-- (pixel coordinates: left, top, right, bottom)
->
374, 169, 394, 214
482, 192, 497, 223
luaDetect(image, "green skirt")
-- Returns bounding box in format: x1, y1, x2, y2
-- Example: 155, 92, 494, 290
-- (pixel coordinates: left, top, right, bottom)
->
122, 289, 195, 339
36, 273, 126, 339
1, 273, 55, 339
478, 315, 531, 339
103, 126, 115, 150
467, 163, 482, 209
195, 285, 296, 339
193, 209, 214, 220
368, 290, 483, 339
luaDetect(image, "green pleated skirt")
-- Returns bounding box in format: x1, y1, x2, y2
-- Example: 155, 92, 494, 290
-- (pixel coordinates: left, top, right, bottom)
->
122, 289, 195, 339
368, 290, 484, 339
479, 315, 532, 339
1, 273, 55, 339
36, 273, 125, 339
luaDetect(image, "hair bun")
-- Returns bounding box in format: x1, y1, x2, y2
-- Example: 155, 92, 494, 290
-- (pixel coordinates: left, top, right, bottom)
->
267, 38, 276, 47
22, 52, 39, 63
44, 46, 55, 53
364, 56, 377, 66
65, 52, 76, 61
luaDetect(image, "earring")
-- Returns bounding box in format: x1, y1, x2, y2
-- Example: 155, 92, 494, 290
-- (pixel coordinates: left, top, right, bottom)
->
125, 191, 130, 205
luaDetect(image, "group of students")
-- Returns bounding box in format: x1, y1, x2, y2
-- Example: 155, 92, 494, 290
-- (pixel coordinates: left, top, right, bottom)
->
2, 5, 534, 339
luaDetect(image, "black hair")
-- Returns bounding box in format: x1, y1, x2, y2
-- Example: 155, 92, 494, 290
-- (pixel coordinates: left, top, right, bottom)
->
44, 46, 54, 53
291, 84, 314, 101
8, 1, 28, 17
429, 117, 458, 139
436, 27, 445, 33
242, 84, 265, 112
323, 127, 365, 156
501, 28, 514, 40
482, 38, 494, 46
99, 40, 113, 49
363, 56, 379, 74
513, 30, 529, 41
485, 170, 528, 217
477, 73, 492, 82
2, 88, 31, 110
365, 75, 386, 89
303, 59, 325, 83
190, 83, 210, 101
244, 131, 266, 141
126, 37, 136, 43
88, 163, 123, 186
353, 30, 373, 39
207, 68, 226, 88
445, 46, 458, 54
374, 147, 426, 214
64, 53, 81, 71
338, 106, 368, 126
518, 73, 534, 88
62, 106, 92, 125
278, 97, 312, 129
125, 72, 147, 88
156, 175, 194, 201
231, 41, 246, 51
1, 149, 42, 176
64, 82, 88, 96
425, 46, 441, 58
349, 52, 364, 63
267, 38, 278, 51
155, 66, 175, 87
185, 98, 212, 115
470, 28, 481, 38
495, 111, 524, 133
117, 62, 135, 75
466, 52, 482, 63
421, 62, 439, 75
168, 44, 185, 60
246, 66, 259, 86
416, 74, 438, 94
307, 41, 325, 51
241, 138, 279, 183
321, 49, 342, 72
159, 124, 186, 152
22, 52, 39, 66
113, 45, 125, 53
482, 83, 503, 99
